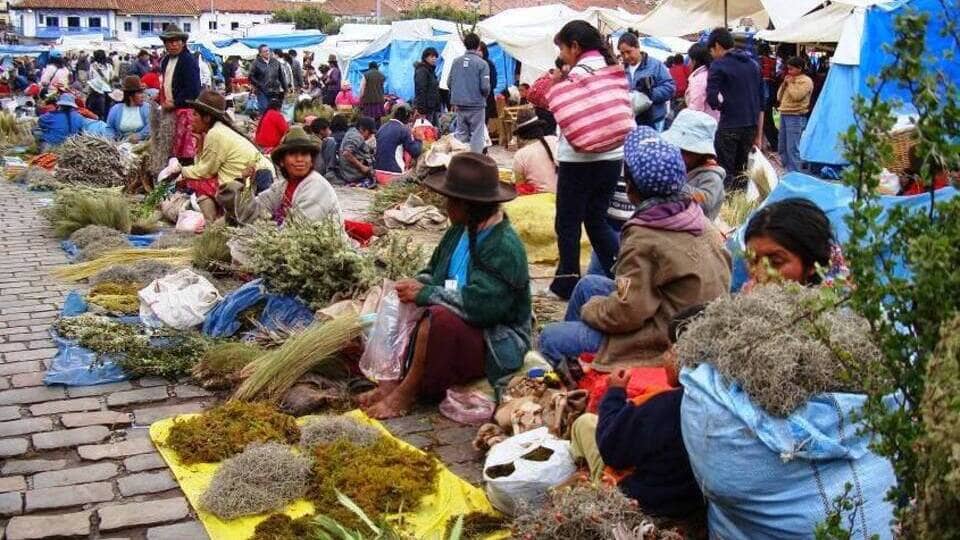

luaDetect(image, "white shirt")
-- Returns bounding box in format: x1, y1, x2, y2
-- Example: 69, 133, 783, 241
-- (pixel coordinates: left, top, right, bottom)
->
119, 105, 144, 134
88, 62, 112, 94
163, 56, 178, 107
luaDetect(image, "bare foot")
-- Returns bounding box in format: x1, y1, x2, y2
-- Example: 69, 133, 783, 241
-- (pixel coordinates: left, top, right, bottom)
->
364, 391, 414, 419
356, 380, 399, 407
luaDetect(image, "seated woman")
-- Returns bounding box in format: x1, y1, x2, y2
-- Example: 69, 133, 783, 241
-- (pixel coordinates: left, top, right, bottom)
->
36, 93, 86, 149
335, 81, 359, 110
106, 76, 151, 142
511, 107, 558, 194
253, 93, 288, 152
373, 106, 422, 174
169, 90, 274, 221
361, 153, 532, 419
218, 126, 342, 227
538, 127, 731, 371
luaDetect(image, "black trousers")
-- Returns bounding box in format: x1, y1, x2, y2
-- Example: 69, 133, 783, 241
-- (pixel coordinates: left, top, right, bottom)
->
715, 126, 756, 191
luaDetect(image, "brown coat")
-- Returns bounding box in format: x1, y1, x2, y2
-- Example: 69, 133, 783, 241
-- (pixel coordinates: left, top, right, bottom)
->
581, 222, 731, 371
777, 74, 814, 115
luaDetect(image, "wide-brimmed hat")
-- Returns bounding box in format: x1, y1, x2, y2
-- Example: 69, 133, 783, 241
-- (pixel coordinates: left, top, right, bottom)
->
424, 153, 517, 203
327, 54, 338, 63
56, 93, 77, 108
271, 126, 321, 167
159, 25, 189, 42
513, 107, 545, 139
623, 126, 687, 198
660, 109, 717, 157
186, 90, 231, 124
121, 75, 145, 93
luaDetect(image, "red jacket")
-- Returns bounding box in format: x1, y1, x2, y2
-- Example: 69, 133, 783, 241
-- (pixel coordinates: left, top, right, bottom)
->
254, 109, 289, 150
668, 64, 689, 98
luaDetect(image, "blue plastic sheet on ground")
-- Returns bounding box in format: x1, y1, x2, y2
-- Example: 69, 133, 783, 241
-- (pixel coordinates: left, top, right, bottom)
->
202, 279, 314, 338
44, 291, 129, 386
61, 240, 80, 259
60, 233, 159, 260
62, 290, 88, 316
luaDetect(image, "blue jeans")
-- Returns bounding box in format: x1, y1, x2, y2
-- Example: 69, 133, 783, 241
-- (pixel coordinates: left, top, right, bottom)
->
254, 169, 274, 194
256, 91, 269, 113
453, 107, 487, 154
778, 114, 807, 172
538, 275, 614, 366
586, 217, 626, 277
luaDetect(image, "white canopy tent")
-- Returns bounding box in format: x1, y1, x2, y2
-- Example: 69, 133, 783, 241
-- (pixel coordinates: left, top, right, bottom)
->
756, 2, 863, 47
629, 0, 769, 37
302, 24, 390, 64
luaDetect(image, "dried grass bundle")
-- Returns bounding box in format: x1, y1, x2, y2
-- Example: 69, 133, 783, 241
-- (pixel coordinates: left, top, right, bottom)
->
191, 223, 232, 272
53, 248, 191, 281
76, 236, 131, 262
233, 315, 362, 402
0, 111, 34, 149
199, 442, 312, 520
512, 483, 682, 540
69, 225, 127, 249
87, 281, 141, 314
14, 168, 59, 191
192, 342, 262, 390
676, 283, 883, 416
130, 212, 161, 235
151, 231, 197, 250
89, 260, 174, 287
299, 415, 382, 449
54, 135, 126, 187
719, 192, 760, 228
149, 106, 174, 175
45, 188, 132, 239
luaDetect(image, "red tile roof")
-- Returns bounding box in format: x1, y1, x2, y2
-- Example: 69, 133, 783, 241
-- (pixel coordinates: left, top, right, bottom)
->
13, 0, 120, 10
11, 0, 299, 15
115, 0, 197, 15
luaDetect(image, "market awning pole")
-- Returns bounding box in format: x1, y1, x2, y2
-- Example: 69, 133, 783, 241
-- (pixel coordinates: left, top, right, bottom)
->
724, 0, 729, 28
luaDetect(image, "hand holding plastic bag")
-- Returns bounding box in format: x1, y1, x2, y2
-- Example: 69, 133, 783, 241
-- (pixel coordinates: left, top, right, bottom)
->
359, 283, 424, 382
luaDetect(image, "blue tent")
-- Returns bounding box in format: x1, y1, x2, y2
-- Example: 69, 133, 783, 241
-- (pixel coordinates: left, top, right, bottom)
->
214, 30, 326, 50
800, 0, 960, 165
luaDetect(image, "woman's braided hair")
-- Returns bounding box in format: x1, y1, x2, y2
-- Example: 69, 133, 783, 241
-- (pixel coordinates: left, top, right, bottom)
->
463, 200, 525, 293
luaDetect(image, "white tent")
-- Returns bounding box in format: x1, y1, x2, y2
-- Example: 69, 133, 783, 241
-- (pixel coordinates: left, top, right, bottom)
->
302, 23, 390, 63
756, 2, 862, 44
245, 23, 296, 37
629, 0, 769, 37
476, 4, 582, 82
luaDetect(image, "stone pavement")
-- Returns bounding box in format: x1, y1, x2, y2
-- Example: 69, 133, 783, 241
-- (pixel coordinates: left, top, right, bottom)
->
0, 181, 485, 539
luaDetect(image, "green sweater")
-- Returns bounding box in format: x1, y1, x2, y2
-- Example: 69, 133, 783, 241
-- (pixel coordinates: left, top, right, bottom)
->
414, 219, 532, 387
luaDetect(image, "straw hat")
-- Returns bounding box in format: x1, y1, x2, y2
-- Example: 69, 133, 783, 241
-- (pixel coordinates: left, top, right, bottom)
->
423, 153, 517, 203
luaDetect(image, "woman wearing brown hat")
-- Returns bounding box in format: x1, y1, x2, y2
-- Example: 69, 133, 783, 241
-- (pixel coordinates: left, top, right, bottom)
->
362, 153, 533, 419
511, 107, 558, 194
106, 76, 151, 142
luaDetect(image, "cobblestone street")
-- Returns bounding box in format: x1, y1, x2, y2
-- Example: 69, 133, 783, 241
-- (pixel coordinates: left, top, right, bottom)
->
0, 182, 483, 539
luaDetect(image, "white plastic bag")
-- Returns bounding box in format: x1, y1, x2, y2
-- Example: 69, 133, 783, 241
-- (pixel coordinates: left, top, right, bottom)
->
175, 210, 205, 233
746, 148, 779, 202
139, 269, 223, 330
630, 91, 652, 115
359, 284, 424, 382
483, 427, 577, 515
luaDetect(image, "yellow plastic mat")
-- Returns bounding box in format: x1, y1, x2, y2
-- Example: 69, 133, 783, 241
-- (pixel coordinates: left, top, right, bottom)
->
505, 193, 591, 265
150, 409, 496, 540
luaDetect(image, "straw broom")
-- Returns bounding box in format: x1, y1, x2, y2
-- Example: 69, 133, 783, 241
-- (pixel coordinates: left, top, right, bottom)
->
53, 248, 193, 282
233, 314, 362, 402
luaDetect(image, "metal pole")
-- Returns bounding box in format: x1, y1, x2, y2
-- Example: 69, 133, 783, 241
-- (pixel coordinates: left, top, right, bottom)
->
724, 0, 728, 28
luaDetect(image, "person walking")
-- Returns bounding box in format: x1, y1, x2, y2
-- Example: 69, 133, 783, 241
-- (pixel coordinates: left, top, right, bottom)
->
158, 25, 201, 162
448, 32, 490, 154
249, 45, 287, 113
322, 55, 341, 107
358, 61, 386, 123
75, 51, 89, 84
705, 27, 764, 190
617, 32, 675, 131
757, 43, 779, 149
288, 49, 303, 91
776, 57, 813, 172
414, 47, 441, 126
86, 50, 113, 120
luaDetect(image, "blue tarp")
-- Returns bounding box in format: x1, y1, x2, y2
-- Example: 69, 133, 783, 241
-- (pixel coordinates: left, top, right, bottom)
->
348, 40, 516, 102
214, 31, 326, 50
728, 172, 959, 291
60, 233, 159, 260
0, 45, 49, 57
202, 279, 314, 338
800, 0, 960, 165
44, 291, 130, 386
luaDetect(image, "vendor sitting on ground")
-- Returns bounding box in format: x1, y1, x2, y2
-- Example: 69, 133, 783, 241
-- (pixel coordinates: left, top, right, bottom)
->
253, 92, 288, 152
308, 117, 339, 176
374, 106, 422, 174
106, 76, 151, 143
336, 116, 377, 188
37, 93, 86, 149
660, 109, 725, 221
169, 90, 275, 222
538, 127, 731, 371
361, 153, 532, 419
218, 126, 342, 227
511, 107, 558, 194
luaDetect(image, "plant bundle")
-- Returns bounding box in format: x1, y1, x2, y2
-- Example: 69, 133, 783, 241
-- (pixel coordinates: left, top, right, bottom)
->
512, 483, 681, 540
151, 231, 198, 250
675, 283, 884, 417
367, 234, 426, 282
251, 514, 319, 540
76, 236, 131, 262
164, 401, 300, 464
192, 342, 262, 390
54, 248, 191, 282
130, 211, 161, 235
308, 437, 439, 526
240, 215, 376, 309
200, 442, 312, 520
718, 191, 760, 228
13, 168, 59, 191
234, 315, 362, 402
0, 111, 34, 149
299, 415, 382, 450
69, 225, 127, 249
293, 100, 334, 124
45, 187, 132, 239
149, 104, 175, 175
192, 223, 233, 272
54, 135, 127, 187
368, 180, 446, 219
86, 281, 141, 314
445, 512, 508, 538
89, 260, 174, 287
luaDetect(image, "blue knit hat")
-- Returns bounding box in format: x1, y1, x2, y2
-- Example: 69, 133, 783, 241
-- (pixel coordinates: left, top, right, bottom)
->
623, 126, 688, 198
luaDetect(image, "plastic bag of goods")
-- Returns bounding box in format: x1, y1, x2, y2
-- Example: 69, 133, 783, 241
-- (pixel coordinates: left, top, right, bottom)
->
139, 269, 222, 330
359, 283, 424, 382
483, 426, 577, 515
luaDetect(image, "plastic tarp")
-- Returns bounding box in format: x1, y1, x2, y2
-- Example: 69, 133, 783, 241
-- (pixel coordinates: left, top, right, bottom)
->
727, 172, 959, 291
150, 410, 498, 540
477, 4, 582, 82
202, 279, 314, 338
629, 0, 769, 38
44, 291, 130, 386
798, 64, 859, 165
758, 0, 827, 27
214, 30, 326, 50
0, 45, 49, 57
756, 2, 859, 43
680, 363, 897, 538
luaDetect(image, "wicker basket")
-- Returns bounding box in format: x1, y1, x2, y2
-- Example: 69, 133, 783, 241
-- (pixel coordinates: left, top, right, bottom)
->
888, 127, 917, 174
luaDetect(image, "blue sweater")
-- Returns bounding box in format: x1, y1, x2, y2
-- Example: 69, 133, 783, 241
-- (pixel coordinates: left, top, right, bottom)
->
374, 120, 422, 173
706, 49, 764, 130
448, 51, 491, 109
105, 102, 151, 140
597, 387, 705, 519
37, 109, 86, 145
626, 54, 676, 127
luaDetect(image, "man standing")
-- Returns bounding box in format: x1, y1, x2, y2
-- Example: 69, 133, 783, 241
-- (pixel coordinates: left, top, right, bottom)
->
414, 47, 441, 126
288, 49, 303, 91
705, 27, 763, 190
359, 62, 386, 124
448, 32, 490, 154
76, 51, 89, 84
249, 45, 287, 112
159, 25, 201, 162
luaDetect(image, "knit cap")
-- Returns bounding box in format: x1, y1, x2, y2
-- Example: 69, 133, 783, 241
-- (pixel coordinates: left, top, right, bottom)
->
623, 126, 688, 198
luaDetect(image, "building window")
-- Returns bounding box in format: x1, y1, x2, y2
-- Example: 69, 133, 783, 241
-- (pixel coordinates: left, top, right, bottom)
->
88, 17, 101, 28
183, 22, 191, 32
124, 21, 132, 32
45, 16, 59, 27
231, 21, 239, 30
140, 21, 151, 33
208, 20, 217, 30
67, 16, 80, 28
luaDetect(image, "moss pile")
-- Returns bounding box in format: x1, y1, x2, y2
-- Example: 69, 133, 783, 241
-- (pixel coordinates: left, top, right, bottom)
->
192, 223, 233, 272
251, 514, 317, 540
191, 342, 262, 390
299, 415, 382, 450
89, 260, 173, 287
308, 437, 438, 526
165, 401, 300, 464
87, 282, 140, 314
